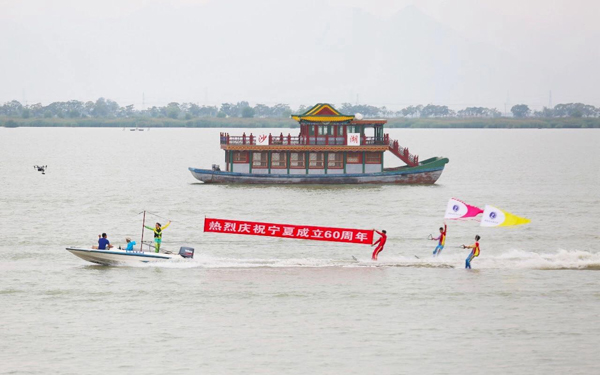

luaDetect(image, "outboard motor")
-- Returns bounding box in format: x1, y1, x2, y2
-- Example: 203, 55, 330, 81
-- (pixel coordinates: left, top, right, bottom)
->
179, 247, 195, 259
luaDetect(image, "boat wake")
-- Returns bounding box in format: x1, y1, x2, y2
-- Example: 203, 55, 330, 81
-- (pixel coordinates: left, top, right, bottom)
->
476, 249, 600, 270
372, 249, 600, 270
132, 249, 600, 271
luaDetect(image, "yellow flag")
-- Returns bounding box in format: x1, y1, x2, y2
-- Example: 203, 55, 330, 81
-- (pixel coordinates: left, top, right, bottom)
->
480, 205, 531, 227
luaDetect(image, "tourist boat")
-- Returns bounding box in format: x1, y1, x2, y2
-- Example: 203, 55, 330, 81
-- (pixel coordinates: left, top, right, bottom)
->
189, 103, 449, 184
65, 245, 194, 266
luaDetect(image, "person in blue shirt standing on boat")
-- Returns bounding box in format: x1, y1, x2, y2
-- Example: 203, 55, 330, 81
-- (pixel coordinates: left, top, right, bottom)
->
145, 221, 171, 253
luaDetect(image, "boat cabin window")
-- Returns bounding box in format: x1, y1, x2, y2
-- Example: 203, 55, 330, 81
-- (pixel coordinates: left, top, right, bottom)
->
308, 125, 315, 136
271, 152, 287, 169
346, 152, 362, 164
252, 152, 268, 168
318, 126, 332, 136
290, 152, 306, 168
347, 125, 363, 135
309, 152, 324, 168
365, 152, 382, 164
327, 153, 343, 169
232, 151, 249, 163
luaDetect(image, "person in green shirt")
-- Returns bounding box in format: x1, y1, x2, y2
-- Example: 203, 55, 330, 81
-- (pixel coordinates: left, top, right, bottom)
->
144, 221, 171, 253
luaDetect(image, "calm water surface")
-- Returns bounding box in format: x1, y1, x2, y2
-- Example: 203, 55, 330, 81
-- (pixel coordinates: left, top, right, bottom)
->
1, 128, 599, 374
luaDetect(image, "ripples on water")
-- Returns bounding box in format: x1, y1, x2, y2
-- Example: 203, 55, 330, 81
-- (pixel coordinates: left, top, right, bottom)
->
1, 128, 599, 374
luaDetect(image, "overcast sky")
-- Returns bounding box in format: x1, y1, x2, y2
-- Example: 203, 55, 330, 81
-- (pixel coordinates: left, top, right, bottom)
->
1, 0, 598, 110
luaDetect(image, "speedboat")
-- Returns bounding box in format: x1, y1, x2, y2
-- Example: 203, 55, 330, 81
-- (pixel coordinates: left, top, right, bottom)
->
68, 210, 195, 266
65, 246, 195, 266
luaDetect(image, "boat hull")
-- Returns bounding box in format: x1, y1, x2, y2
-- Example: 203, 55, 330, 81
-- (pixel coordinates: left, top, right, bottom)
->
189, 157, 448, 185
65, 247, 184, 266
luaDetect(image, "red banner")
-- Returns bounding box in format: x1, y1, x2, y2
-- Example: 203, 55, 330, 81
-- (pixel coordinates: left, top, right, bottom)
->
204, 217, 374, 245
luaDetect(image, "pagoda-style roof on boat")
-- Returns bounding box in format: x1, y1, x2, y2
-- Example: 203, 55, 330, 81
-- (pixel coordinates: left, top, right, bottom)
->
291, 103, 354, 123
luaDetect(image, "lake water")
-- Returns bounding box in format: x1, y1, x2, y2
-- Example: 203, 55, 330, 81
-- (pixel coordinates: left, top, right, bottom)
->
1, 127, 599, 374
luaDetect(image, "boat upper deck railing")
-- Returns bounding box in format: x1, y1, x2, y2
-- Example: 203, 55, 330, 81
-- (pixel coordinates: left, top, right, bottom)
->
388, 139, 419, 166
220, 132, 390, 146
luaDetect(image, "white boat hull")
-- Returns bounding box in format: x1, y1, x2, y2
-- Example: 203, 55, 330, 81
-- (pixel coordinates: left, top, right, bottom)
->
65, 247, 186, 266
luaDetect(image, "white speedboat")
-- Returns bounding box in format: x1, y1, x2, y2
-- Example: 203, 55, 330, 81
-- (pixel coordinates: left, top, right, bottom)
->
65, 246, 195, 266
68, 211, 195, 266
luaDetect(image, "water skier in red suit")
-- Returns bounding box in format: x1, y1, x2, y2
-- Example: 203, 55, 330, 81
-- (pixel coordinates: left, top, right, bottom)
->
371, 229, 387, 261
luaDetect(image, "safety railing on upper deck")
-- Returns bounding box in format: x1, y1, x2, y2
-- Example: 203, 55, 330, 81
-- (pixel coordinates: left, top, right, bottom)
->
220, 132, 390, 146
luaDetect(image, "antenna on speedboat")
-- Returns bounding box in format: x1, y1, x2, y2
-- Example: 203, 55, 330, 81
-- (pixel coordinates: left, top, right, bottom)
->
140, 210, 146, 253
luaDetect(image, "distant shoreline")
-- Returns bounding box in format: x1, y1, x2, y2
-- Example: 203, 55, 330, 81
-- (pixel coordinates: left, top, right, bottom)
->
2, 117, 599, 129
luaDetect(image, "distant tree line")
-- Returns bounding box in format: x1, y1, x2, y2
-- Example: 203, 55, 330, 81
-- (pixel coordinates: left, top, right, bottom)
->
0, 99, 293, 121
337, 103, 600, 119
530, 103, 600, 118
1, 98, 599, 121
